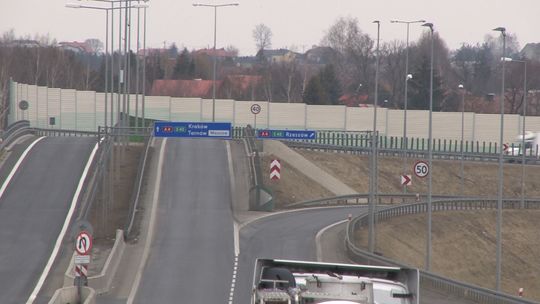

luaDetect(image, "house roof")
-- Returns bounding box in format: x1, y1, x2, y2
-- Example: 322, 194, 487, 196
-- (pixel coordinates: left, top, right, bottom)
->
305, 46, 336, 64
58, 41, 92, 53
225, 75, 262, 91
151, 79, 223, 98
339, 94, 369, 107
195, 48, 236, 58
138, 48, 168, 57
262, 49, 292, 57
521, 43, 540, 61
6, 39, 41, 48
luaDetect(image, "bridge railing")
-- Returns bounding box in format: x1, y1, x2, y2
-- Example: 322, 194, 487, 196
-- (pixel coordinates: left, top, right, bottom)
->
230, 128, 536, 163
124, 127, 153, 239
344, 197, 540, 304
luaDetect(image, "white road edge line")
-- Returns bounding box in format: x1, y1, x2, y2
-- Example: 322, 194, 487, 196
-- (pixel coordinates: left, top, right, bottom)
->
225, 141, 240, 304
27, 138, 99, 304
315, 219, 349, 262
0, 136, 45, 200
127, 138, 167, 304
225, 141, 240, 256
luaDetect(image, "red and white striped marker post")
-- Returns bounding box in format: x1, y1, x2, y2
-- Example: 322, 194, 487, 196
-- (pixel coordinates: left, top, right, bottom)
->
75, 265, 88, 278
270, 159, 281, 180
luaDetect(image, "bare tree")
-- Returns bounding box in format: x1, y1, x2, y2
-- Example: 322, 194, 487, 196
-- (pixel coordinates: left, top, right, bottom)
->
381, 40, 406, 108
85, 38, 104, 54
252, 24, 272, 52
321, 16, 374, 97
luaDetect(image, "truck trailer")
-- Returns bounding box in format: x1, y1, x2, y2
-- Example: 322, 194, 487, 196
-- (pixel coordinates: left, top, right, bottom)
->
251, 259, 419, 304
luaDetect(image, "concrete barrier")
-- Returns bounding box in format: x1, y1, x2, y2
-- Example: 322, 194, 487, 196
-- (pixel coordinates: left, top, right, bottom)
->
48, 286, 95, 304
263, 140, 357, 196
64, 229, 126, 294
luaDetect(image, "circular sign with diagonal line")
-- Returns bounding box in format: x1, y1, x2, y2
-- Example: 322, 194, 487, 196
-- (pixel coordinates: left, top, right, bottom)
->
75, 231, 93, 255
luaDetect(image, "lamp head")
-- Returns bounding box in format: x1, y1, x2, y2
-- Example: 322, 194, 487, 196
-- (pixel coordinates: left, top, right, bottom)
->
422, 22, 434, 31
458, 84, 464, 89
493, 27, 506, 33
406, 74, 413, 80
373, 20, 380, 24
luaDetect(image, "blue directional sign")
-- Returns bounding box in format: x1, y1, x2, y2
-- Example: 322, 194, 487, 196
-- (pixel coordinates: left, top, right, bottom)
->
257, 129, 317, 140
154, 121, 232, 138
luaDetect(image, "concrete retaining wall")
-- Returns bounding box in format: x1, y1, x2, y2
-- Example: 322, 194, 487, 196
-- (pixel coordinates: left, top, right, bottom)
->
263, 140, 357, 196
48, 286, 95, 304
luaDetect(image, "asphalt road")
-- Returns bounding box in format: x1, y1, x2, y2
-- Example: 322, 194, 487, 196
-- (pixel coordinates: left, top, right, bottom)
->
0, 136, 96, 303
133, 138, 235, 303
233, 206, 367, 303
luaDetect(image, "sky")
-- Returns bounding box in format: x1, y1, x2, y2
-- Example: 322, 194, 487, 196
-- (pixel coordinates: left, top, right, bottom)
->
1, 0, 538, 56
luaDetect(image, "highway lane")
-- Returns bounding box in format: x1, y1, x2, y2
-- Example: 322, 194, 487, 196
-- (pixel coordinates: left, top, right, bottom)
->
133, 138, 235, 303
233, 206, 367, 303
0, 136, 96, 303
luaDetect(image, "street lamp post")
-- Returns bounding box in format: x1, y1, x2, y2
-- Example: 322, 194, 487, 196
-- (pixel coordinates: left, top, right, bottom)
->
391, 19, 426, 193
493, 26, 506, 292
368, 20, 380, 253
422, 21, 434, 271
66, 3, 112, 129
459, 84, 465, 194
66, 1, 149, 132
502, 57, 527, 210
193, 2, 239, 122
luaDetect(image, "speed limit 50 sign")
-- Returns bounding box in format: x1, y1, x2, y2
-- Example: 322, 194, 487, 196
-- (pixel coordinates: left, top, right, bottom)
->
413, 160, 429, 178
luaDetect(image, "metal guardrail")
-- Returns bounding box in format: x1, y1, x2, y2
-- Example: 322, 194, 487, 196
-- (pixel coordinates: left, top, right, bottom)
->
0, 121, 34, 151
124, 128, 153, 239
244, 125, 274, 211
285, 141, 538, 164
344, 198, 540, 304
77, 136, 111, 220
228, 128, 537, 163
285, 193, 478, 208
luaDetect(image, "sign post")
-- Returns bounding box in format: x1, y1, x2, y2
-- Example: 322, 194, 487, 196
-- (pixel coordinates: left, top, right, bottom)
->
251, 104, 261, 130
74, 231, 92, 303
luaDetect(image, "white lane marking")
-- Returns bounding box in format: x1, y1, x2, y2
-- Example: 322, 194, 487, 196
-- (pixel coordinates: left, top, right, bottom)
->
228, 254, 240, 304
27, 138, 100, 304
233, 222, 240, 256
225, 141, 240, 256
226, 141, 241, 304
127, 138, 167, 304
0, 136, 45, 200
315, 219, 349, 262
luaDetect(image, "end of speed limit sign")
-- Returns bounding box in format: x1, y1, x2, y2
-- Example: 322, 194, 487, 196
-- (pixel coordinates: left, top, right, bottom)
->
413, 160, 429, 178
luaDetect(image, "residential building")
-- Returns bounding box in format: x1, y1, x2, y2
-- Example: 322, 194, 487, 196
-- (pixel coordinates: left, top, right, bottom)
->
58, 41, 92, 53
150, 79, 223, 98
521, 43, 540, 61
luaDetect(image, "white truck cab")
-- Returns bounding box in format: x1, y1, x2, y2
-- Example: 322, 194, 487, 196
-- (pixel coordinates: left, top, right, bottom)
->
506, 131, 540, 159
